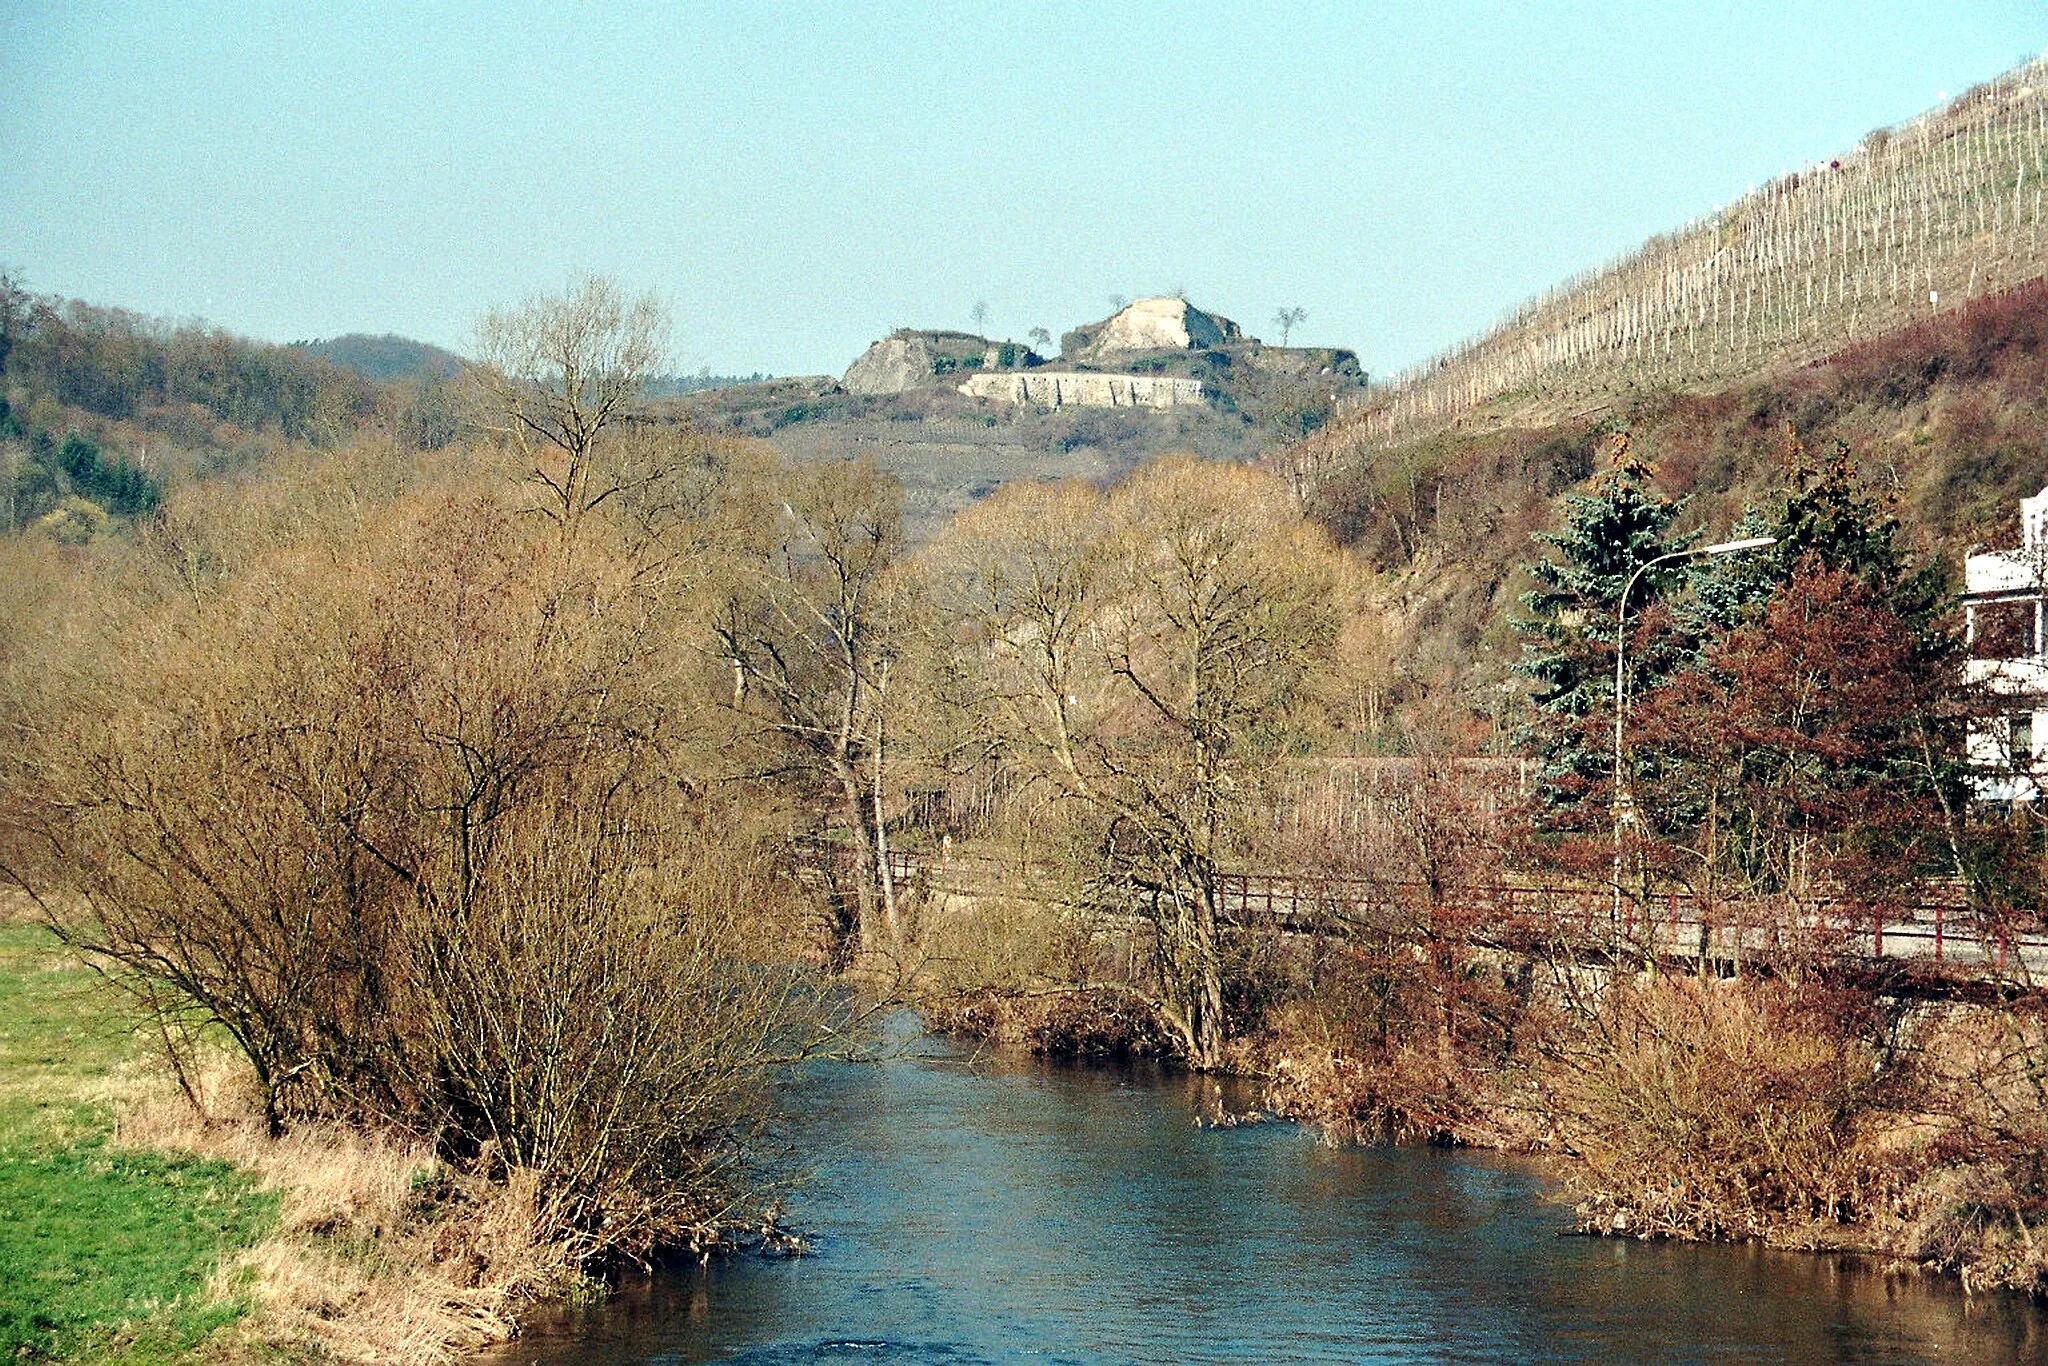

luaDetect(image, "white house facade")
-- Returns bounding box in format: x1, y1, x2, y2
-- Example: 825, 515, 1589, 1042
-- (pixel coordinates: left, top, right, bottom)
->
1963, 487, 2048, 801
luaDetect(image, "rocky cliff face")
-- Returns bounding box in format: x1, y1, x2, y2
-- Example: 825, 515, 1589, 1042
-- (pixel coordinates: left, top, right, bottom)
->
958, 371, 1207, 409
843, 329, 1040, 395
1062, 298, 1246, 361
843, 332, 935, 395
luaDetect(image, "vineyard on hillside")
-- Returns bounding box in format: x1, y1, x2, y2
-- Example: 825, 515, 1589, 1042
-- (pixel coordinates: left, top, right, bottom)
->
1288, 56, 2048, 487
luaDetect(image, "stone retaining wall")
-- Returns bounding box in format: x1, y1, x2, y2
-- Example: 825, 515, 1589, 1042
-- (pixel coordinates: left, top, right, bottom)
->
958, 371, 1207, 409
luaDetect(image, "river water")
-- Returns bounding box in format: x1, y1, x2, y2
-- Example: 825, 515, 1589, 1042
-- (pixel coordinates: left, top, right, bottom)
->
490, 1021, 2046, 1364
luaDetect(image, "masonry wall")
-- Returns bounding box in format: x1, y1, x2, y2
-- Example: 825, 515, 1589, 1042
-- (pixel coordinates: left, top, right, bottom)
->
958, 371, 1208, 409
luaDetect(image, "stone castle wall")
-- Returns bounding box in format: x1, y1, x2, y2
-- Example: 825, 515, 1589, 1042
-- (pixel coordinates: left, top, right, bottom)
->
958, 371, 1207, 409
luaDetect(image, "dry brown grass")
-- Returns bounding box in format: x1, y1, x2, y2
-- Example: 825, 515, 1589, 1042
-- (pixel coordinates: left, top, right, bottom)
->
1882, 1001, 2048, 1295
109, 1053, 585, 1362
1541, 976, 1885, 1242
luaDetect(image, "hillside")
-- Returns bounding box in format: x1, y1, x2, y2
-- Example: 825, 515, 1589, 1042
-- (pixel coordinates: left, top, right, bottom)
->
0, 288, 462, 535
677, 298, 1368, 538
668, 374, 1271, 540
1296, 277, 2048, 749
293, 332, 464, 382
1287, 56, 2048, 490
1268, 57, 2048, 747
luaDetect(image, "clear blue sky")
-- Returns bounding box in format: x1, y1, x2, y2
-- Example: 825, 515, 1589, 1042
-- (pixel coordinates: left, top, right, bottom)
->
4, 2, 2044, 379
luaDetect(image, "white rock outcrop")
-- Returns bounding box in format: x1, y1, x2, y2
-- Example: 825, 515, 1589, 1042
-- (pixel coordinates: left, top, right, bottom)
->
959, 372, 1207, 409
1101, 298, 1238, 352
1064, 298, 1245, 361
843, 333, 936, 395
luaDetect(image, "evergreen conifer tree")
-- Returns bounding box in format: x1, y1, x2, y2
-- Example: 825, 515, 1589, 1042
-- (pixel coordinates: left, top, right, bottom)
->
1686, 425, 1947, 640
1516, 432, 1691, 812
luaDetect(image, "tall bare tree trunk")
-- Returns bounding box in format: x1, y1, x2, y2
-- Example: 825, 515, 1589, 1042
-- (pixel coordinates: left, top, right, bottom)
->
839, 772, 881, 954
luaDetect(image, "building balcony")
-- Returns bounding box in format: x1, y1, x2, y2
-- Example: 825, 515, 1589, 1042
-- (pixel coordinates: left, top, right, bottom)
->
1965, 550, 2041, 596
1967, 657, 2048, 696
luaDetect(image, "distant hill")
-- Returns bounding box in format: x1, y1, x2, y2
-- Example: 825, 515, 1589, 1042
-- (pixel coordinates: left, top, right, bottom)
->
5, 295, 386, 449
832, 299, 1364, 447
1288, 55, 2048, 489
667, 300, 1369, 541
644, 370, 775, 397
0, 293, 465, 538
665, 375, 1269, 542
293, 333, 465, 382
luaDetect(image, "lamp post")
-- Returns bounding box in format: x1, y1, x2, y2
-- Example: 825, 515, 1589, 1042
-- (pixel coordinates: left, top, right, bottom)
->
1610, 535, 1777, 942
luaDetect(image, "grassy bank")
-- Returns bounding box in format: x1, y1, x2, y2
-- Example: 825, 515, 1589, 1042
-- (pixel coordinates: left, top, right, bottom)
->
0, 904, 586, 1363
0, 917, 274, 1362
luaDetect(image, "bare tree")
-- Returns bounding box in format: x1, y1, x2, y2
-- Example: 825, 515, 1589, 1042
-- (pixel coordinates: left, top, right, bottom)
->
715, 455, 911, 956
971, 300, 990, 337
1027, 326, 1053, 357
469, 274, 668, 541
6, 482, 836, 1260
1273, 306, 1308, 347
928, 459, 1343, 1068
0, 268, 24, 378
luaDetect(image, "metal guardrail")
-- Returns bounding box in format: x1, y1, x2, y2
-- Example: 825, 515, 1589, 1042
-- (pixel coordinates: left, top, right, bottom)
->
885, 850, 2048, 981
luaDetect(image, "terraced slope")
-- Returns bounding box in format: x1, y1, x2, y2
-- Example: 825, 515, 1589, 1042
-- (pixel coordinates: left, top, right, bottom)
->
1288, 56, 2048, 488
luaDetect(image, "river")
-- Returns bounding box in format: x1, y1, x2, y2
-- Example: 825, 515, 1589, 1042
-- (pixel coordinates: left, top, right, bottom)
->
488, 1019, 2046, 1364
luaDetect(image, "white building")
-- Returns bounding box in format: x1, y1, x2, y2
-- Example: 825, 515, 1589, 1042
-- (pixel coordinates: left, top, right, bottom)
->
1963, 487, 2048, 801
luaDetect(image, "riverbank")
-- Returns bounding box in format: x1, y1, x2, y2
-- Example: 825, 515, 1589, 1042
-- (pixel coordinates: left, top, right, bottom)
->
918, 921, 2048, 1302
0, 918, 273, 1361
0, 904, 585, 1362
1256, 967, 2048, 1297
484, 1022, 2047, 1364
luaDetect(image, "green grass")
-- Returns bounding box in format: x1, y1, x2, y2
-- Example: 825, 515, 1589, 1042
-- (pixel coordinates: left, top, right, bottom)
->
0, 919, 278, 1362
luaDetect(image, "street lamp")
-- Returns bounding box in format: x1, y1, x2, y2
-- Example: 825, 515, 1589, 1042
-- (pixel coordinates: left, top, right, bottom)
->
1610, 534, 1777, 939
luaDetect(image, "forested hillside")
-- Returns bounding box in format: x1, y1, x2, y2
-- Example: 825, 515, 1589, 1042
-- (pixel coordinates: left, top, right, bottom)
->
0, 280, 457, 535
293, 331, 464, 382
1273, 57, 2048, 746
1297, 276, 2048, 744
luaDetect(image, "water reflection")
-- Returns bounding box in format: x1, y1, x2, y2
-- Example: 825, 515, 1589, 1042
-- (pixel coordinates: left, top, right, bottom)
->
488, 1029, 2046, 1364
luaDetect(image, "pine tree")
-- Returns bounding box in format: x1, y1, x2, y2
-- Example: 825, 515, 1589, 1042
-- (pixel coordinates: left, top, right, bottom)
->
1686, 426, 1949, 641
1516, 432, 1692, 811
1636, 429, 1969, 906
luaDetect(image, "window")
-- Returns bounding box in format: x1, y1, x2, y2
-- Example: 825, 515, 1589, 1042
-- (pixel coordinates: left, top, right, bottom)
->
2012, 713, 2035, 769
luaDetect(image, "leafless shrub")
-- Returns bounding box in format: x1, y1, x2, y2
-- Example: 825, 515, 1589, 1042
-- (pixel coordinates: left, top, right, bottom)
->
1543, 976, 1887, 1240
7, 477, 835, 1263
1260, 757, 1547, 1144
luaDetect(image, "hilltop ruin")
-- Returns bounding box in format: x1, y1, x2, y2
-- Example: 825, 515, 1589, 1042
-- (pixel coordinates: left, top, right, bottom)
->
839, 297, 1360, 412
843, 329, 1040, 396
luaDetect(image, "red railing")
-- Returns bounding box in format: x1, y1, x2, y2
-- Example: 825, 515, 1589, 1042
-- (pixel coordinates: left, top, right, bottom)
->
884, 849, 2046, 978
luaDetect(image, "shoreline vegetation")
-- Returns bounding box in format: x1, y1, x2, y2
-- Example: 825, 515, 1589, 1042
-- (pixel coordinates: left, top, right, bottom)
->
5, 898, 2042, 1365
4, 264, 2048, 1362
0, 897, 614, 1362
920, 924, 2048, 1297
